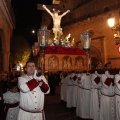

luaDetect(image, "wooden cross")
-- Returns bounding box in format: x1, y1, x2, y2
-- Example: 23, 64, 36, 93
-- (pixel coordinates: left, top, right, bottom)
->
37, 4, 68, 13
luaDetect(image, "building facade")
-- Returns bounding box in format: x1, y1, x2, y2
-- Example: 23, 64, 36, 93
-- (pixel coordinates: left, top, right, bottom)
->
0, 0, 15, 71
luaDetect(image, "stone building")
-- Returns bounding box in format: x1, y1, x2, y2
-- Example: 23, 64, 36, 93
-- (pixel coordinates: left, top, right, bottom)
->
41, 0, 120, 68
0, 0, 15, 71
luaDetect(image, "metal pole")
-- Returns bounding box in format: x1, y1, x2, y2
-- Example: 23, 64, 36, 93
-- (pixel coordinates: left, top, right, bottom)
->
41, 49, 45, 74
86, 51, 91, 71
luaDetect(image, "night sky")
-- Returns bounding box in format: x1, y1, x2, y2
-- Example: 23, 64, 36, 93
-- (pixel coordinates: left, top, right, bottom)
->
11, 0, 52, 45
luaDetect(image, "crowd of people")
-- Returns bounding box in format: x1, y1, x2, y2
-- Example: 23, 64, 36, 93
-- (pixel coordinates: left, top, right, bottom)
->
0, 60, 50, 120
1, 61, 120, 120
60, 62, 120, 120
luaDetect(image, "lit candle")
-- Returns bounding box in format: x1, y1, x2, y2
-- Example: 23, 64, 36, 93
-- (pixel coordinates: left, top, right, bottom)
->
41, 35, 45, 45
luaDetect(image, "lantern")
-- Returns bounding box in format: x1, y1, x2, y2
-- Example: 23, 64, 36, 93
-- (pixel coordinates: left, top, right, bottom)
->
37, 25, 50, 74
81, 30, 93, 71
81, 30, 92, 52
37, 25, 50, 50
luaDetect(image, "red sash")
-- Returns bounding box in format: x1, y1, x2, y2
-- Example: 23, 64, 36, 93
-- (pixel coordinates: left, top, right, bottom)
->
20, 107, 45, 120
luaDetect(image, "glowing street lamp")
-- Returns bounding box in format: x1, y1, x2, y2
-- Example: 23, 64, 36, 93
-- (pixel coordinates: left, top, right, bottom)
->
107, 17, 115, 27
107, 15, 120, 45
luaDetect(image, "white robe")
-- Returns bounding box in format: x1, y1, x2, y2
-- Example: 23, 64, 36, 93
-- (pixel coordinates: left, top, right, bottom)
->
114, 74, 120, 120
17, 74, 50, 120
60, 76, 67, 102
66, 74, 73, 108
77, 73, 91, 119
72, 73, 78, 107
100, 73, 115, 120
76, 73, 83, 117
90, 73, 101, 120
3, 91, 20, 120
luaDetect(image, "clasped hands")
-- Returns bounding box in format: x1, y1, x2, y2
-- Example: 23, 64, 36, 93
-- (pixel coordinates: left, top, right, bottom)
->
31, 79, 43, 94
38, 80, 43, 86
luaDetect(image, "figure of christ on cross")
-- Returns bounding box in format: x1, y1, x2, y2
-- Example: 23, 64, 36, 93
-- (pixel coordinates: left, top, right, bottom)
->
43, 5, 70, 39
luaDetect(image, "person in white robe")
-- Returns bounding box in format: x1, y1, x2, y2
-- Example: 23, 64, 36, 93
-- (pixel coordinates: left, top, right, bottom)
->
77, 72, 91, 119
17, 60, 50, 120
66, 72, 74, 110
3, 82, 20, 120
76, 72, 83, 117
90, 70, 102, 120
114, 69, 120, 120
60, 72, 68, 105
71, 72, 78, 113
100, 70, 115, 120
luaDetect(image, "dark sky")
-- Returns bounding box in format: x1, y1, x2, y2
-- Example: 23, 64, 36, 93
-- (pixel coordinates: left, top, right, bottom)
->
11, 0, 52, 45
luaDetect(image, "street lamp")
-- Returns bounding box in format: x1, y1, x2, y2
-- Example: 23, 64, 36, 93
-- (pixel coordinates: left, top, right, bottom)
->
107, 17, 115, 28
108, 16, 120, 45
81, 30, 93, 71
37, 25, 50, 73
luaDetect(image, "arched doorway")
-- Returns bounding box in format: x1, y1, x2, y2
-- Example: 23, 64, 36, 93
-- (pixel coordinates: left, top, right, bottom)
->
75, 41, 102, 68
90, 45, 102, 68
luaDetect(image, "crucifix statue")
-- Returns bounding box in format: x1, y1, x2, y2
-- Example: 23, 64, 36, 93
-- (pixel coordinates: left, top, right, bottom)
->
42, 5, 70, 40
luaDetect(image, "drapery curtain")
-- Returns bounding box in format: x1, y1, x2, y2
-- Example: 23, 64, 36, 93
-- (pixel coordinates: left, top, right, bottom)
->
37, 46, 85, 56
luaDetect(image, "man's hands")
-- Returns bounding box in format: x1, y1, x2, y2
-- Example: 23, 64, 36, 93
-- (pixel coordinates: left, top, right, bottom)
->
39, 81, 43, 86
31, 79, 43, 94
39, 79, 43, 86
